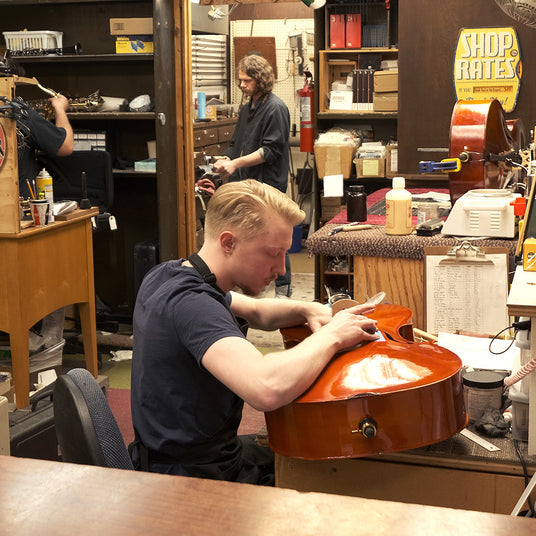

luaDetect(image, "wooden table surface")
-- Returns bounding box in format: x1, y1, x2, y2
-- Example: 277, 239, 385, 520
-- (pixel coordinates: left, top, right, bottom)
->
1, 456, 534, 535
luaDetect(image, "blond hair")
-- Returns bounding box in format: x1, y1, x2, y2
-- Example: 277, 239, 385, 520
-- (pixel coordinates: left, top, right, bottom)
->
204, 179, 304, 240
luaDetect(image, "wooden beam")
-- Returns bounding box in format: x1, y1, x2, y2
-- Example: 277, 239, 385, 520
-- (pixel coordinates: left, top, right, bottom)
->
175, 0, 197, 257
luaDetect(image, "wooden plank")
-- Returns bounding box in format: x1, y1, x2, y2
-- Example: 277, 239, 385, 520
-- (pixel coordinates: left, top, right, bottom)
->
0, 114, 20, 235
233, 36, 278, 79
275, 455, 534, 515
353, 255, 424, 329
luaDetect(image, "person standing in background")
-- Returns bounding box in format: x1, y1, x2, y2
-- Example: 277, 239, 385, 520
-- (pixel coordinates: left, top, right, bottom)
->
213, 54, 293, 298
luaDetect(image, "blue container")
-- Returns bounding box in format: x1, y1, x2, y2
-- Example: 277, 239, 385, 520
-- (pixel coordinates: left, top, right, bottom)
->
289, 224, 303, 253
197, 92, 206, 120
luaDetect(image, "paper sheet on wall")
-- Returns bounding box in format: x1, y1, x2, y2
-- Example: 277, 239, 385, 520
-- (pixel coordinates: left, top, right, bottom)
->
425, 249, 509, 336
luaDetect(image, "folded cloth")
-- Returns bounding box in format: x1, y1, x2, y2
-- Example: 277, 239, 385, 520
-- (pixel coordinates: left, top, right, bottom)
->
475, 408, 509, 438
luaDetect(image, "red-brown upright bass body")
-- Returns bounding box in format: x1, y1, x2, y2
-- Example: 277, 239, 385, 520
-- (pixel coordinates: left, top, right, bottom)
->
448, 99, 515, 205
265, 304, 468, 460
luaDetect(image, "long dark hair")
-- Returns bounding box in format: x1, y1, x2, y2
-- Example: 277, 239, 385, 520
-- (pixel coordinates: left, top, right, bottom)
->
237, 55, 274, 97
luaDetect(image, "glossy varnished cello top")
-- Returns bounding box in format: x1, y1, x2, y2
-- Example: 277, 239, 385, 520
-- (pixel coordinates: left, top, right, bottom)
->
282, 304, 463, 404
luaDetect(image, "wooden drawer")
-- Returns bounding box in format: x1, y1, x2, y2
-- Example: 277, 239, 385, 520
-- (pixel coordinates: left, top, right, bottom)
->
194, 151, 207, 166
218, 125, 235, 142
203, 143, 228, 156
193, 128, 218, 147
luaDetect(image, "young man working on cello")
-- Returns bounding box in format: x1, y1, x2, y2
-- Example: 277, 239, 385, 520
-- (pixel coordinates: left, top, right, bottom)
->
130, 180, 378, 484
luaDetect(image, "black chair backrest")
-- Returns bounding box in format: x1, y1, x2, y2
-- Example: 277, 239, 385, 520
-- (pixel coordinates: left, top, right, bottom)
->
53, 368, 133, 470
39, 150, 114, 212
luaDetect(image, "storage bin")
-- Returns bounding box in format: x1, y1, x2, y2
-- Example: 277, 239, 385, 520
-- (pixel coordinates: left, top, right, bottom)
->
3, 30, 63, 53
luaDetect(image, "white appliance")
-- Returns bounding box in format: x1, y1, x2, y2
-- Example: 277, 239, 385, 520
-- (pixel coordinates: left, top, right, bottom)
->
441, 189, 520, 238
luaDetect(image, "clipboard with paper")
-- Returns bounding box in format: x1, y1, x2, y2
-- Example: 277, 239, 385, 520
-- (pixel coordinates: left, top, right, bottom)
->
424, 241, 510, 336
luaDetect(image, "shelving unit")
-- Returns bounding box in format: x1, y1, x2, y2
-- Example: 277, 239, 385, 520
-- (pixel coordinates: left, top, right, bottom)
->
317, 47, 398, 115
0, 0, 157, 316
320, 255, 354, 302
312, 1, 399, 300
315, 0, 398, 133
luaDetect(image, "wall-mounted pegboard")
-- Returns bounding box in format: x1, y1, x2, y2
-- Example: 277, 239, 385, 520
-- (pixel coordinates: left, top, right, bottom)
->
230, 18, 315, 128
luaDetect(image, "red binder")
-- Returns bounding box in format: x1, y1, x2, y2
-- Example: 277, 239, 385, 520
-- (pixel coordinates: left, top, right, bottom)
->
330, 14, 346, 49
346, 13, 362, 48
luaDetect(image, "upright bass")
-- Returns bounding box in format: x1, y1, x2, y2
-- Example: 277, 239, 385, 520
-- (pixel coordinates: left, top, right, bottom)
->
265, 304, 467, 460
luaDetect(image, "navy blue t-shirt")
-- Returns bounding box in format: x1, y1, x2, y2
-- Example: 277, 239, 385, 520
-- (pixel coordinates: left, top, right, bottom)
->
18, 107, 66, 197
130, 259, 247, 460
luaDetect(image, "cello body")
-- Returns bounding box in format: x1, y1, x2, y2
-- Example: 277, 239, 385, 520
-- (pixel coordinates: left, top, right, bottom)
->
448, 99, 515, 205
265, 304, 468, 460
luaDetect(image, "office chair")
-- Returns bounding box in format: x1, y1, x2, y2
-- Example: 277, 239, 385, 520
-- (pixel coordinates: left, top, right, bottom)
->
53, 368, 134, 470
39, 150, 114, 231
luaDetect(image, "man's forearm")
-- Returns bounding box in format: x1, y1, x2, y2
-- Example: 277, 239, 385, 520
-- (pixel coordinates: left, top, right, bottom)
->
54, 110, 74, 155
234, 148, 265, 170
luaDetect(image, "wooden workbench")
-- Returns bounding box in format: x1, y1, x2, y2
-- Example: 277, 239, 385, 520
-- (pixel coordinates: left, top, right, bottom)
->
307, 223, 517, 330
276, 425, 536, 515
1, 456, 535, 535
0, 208, 99, 408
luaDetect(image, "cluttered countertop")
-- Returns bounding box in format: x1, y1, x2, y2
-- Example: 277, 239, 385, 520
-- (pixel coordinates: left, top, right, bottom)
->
306, 188, 519, 259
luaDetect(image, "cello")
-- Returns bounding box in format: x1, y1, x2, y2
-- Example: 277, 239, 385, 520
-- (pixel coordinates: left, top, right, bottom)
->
265, 304, 468, 460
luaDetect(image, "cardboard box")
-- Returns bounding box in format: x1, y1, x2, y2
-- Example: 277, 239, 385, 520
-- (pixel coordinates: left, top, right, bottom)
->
355, 157, 386, 178
329, 61, 357, 87
385, 144, 398, 178
110, 18, 153, 35
321, 196, 343, 220
315, 145, 356, 179
329, 90, 353, 110
373, 92, 398, 112
115, 35, 154, 54
373, 70, 398, 92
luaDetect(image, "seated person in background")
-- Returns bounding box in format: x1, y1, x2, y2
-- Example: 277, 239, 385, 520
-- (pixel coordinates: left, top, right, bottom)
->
130, 179, 379, 484
18, 92, 73, 200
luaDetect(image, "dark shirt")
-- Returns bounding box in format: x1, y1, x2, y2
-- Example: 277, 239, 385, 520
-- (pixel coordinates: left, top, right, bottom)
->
18, 107, 66, 197
130, 259, 246, 476
225, 92, 290, 192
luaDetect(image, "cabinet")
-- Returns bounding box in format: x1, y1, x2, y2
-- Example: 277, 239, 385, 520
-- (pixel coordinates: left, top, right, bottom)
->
193, 118, 237, 166
1, 0, 158, 316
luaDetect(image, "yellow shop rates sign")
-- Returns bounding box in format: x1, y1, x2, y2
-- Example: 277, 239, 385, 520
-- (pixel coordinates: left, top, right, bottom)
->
453, 27, 521, 113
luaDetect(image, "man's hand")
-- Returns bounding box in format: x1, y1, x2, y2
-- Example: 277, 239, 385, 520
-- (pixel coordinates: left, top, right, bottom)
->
319, 304, 379, 353
212, 157, 236, 179
195, 177, 216, 197
49, 94, 70, 114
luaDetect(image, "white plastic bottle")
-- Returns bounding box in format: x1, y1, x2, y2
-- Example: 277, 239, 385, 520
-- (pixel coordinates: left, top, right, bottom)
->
385, 176, 412, 235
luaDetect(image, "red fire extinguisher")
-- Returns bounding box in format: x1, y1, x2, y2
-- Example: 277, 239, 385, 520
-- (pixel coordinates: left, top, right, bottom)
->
298, 69, 314, 153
